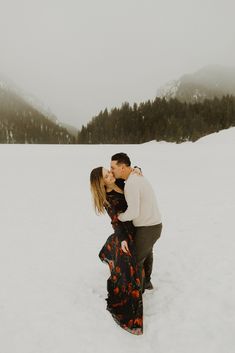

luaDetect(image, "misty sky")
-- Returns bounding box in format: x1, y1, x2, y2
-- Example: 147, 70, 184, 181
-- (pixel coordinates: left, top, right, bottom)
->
1, 0, 235, 129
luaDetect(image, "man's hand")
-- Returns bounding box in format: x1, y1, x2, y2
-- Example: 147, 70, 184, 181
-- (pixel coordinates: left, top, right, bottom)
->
131, 166, 143, 176
121, 240, 130, 254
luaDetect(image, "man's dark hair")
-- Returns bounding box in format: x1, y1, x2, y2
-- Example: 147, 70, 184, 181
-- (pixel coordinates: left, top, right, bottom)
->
111, 152, 131, 166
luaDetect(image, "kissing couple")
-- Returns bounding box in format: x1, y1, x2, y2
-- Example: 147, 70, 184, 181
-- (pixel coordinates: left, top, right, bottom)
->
90, 153, 162, 335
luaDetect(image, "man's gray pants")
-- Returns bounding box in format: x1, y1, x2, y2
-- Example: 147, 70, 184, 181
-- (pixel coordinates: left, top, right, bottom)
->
134, 223, 162, 291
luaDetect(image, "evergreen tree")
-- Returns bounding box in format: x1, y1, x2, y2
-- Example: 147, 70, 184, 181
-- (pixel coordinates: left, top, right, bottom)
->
77, 95, 235, 144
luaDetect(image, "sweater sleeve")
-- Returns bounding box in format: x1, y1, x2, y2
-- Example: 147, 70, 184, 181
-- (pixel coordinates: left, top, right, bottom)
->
105, 203, 130, 242
118, 177, 140, 222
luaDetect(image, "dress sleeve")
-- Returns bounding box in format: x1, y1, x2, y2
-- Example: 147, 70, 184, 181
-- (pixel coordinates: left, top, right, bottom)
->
105, 202, 131, 242
115, 178, 125, 190
118, 176, 140, 222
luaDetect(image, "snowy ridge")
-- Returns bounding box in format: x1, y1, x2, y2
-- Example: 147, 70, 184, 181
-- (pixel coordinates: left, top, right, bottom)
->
157, 64, 235, 102
157, 79, 181, 99
21, 92, 59, 123
0, 72, 59, 124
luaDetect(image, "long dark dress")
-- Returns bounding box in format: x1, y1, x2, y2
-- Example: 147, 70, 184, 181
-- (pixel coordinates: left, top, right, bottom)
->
98, 182, 144, 335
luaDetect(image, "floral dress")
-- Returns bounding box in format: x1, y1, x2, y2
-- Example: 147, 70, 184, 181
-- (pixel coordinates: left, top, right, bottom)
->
98, 184, 144, 335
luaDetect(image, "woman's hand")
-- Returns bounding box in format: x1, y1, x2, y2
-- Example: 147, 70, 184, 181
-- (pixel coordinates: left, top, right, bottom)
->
131, 166, 143, 176
121, 240, 131, 255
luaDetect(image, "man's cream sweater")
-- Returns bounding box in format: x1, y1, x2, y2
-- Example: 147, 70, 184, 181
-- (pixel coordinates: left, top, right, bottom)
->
118, 173, 162, 226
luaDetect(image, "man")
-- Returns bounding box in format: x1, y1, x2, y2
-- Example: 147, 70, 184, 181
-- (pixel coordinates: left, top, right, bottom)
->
110, 152, 162, 292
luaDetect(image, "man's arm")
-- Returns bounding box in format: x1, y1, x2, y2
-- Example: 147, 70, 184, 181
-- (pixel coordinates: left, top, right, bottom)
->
118, 178, 140, 222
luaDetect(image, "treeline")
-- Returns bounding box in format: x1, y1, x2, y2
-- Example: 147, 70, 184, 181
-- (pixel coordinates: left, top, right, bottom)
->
77, 95, 235, 144
0, 91, 76, 144
0, 111, 76, 144
1, 92, 235, 144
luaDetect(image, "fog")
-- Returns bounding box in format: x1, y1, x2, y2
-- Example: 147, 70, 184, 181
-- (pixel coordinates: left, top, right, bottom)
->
1, 0, 235, 128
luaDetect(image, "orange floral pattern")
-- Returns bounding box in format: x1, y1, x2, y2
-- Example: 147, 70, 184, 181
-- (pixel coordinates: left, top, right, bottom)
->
98, 186, 144, 335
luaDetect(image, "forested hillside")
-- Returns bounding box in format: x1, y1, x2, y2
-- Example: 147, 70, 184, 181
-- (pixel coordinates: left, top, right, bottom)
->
77, 95, 235, 144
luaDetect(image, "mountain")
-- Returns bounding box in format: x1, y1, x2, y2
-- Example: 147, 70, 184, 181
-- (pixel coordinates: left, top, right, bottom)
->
0, 75, 76, 144
0, 73, 60, 124
59, 122, 78, 137
157, 65, 235, 102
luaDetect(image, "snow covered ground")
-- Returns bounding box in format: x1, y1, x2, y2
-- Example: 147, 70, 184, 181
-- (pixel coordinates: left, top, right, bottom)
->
0, 128, 234, 353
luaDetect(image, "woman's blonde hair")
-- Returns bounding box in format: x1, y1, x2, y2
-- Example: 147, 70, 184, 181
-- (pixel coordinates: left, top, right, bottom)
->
90, 166, 109, 214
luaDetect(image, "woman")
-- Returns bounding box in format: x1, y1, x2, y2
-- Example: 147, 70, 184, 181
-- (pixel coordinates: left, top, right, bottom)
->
90, 167, 144, 335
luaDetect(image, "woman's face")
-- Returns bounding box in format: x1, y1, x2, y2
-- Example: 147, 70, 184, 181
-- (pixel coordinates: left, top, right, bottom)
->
102, 168, 116, 186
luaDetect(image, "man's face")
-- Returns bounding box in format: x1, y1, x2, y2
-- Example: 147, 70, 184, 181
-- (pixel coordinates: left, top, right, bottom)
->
110, 160, 123, 179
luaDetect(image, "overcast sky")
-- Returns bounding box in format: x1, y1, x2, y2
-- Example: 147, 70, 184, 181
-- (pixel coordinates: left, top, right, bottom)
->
1, 0, 235, 129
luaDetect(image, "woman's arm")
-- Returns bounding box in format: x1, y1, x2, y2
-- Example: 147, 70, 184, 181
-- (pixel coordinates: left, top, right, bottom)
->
105, 203, 132, 243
